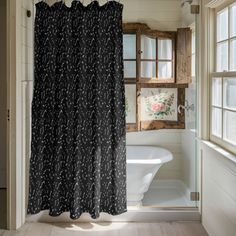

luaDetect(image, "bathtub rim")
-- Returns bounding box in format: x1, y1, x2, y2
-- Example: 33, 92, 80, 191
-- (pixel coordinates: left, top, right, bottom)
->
126, 145, 173, 164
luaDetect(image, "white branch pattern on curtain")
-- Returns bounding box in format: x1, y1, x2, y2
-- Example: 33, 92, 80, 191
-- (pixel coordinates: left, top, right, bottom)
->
28, 0, 126, 219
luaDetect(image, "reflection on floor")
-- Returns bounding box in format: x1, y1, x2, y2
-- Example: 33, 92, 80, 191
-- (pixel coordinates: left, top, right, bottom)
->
0, 222, 208, 236
0, 189, 7, 229
142, 180, 195, 207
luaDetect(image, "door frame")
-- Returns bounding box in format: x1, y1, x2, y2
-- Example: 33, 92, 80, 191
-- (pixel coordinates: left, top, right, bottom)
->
6, 0, 25, 230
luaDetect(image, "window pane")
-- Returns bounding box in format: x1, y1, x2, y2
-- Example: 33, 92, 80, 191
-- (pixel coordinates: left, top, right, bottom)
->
141, 61, 156, 78
224, 110, 236, 144
212, 107, 222, 137
217, 41, 228, 72
212, 78, 222, 106
230, 4, 236, 37
223, 78, 236, 109
230, 39, 236, 71
124, 61, 136, 78
217, 8, 228, 42
123, 34, 136, 59
125, 84, 136, 123
158, 62, 172, 78
141, 35, 156, 60
158, 39, 172, 60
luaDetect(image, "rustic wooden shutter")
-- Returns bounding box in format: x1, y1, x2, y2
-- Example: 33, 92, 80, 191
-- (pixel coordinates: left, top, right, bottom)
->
176, 28, 192, 84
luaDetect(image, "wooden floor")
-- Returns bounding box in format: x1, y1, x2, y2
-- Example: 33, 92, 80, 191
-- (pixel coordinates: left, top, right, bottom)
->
0, 222, 208, 236
0, 188, 208, 235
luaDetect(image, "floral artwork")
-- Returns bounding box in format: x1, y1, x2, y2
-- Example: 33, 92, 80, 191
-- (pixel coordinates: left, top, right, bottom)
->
141, 88, 178, 121
125, 84, 136, 123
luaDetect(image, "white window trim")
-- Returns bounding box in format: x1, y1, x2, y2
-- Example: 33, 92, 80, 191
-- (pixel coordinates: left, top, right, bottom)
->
209, 0, 236, 155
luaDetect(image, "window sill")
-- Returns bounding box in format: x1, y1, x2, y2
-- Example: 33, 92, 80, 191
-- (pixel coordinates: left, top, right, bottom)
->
200, 140, 236, 165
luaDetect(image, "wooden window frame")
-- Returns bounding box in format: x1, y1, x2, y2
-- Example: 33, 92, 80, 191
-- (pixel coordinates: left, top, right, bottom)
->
139, 30, 176, 84
209, 1, 236, 155
123, 26, 139, 132
123, 23, 188, 132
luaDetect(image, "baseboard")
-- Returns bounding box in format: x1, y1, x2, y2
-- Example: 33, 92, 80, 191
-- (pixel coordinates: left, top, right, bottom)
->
26, 208, 200, 223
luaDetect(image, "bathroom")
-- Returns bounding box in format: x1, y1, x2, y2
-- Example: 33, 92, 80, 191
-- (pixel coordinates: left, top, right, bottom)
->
3, 0, 198, 220
1, 0, 236, 235
2, 0, 199, 226
32, 0, 197, 209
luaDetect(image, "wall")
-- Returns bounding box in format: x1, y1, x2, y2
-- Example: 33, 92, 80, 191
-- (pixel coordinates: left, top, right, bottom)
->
201, 142, 236, 236
63, 0, 182, 30
122, 0, 181, 30
127, 130, 183, 180
0, 0, 7, 188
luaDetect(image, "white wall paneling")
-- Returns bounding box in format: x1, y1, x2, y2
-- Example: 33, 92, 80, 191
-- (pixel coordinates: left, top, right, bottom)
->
47, 0, 183, 31
127, 130, 184, 181
201, 142, 236, 236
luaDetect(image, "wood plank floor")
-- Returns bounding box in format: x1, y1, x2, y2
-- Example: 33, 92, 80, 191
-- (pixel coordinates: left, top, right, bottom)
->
1, 222, 208, 236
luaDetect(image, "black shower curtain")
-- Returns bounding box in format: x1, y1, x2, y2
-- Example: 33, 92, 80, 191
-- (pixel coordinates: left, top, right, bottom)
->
28, 0, 126, 219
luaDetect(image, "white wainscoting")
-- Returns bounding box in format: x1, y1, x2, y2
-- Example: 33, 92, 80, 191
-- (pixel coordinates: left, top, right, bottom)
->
201, 141, 236, 236
127, 130, 184, 181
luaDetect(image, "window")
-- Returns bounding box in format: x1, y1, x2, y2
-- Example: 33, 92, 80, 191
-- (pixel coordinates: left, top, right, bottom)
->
140, 34, 174, 82
210, 2, 236, 153
123, 34, 136, 79
123, 23, 192, 132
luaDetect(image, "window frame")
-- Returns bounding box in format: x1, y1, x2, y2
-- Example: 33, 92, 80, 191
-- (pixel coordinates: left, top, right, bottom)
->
139, 30, 176, 83
210, 1, 236, 154
123, 23, 188, 132
123, 32, 137, 82
123, 28, 139, 131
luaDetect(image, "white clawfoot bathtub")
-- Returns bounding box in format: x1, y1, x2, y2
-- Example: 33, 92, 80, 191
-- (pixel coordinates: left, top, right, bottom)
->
126, 145, 173, 206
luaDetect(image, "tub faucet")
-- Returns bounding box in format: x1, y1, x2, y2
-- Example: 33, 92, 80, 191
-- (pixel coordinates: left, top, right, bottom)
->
178, 100, 194, 114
